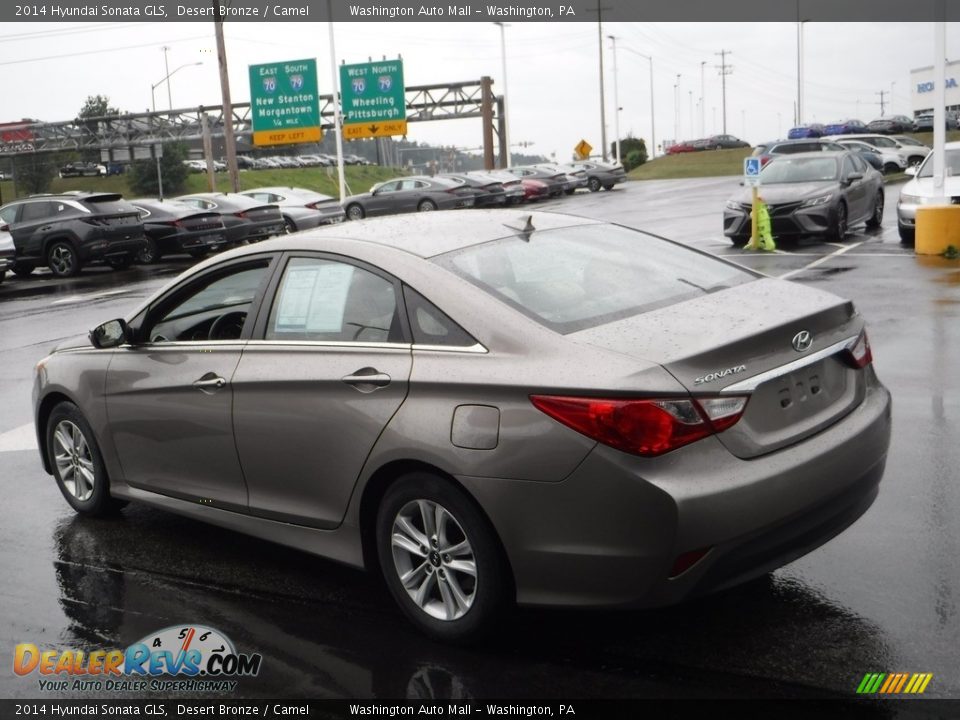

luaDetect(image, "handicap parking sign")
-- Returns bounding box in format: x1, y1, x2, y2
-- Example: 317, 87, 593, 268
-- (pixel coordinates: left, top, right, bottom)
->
744, 157, 761, 185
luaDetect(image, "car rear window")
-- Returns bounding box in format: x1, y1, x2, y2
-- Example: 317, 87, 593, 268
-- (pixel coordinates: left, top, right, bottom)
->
433, 224, 753, 334
85, 197, 138, 215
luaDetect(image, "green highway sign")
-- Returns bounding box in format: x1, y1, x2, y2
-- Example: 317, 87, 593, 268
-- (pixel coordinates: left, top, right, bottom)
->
249, 58, 321, 146
340, 59, 407, 139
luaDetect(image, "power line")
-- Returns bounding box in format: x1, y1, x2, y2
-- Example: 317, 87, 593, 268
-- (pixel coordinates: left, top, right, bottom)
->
0, 35, 211, 67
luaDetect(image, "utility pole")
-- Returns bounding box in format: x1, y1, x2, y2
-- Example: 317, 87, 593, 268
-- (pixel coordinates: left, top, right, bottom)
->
674, 75, 681, 143
494, 22, 512, 168
213, 8, 240, 192
608, 35, 621, 164
700, 60, 706, 136
596, 1, 608, 161
876, 90, 888, 116
715, 49, 732, 134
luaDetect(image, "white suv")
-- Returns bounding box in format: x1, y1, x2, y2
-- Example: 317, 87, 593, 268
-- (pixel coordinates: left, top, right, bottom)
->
824, 133, 928, 167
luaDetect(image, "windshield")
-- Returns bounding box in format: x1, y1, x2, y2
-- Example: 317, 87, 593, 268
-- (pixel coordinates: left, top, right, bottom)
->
761, 156, 839, 183
917, 149, 960, 178
433, 224, 753, 334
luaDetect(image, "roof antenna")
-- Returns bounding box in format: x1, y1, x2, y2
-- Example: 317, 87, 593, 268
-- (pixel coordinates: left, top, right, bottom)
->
503, 214, 535, 241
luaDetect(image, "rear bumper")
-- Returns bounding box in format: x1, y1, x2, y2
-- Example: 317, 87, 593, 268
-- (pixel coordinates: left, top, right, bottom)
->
77, 234, 147, 262
460, 372, 891, 608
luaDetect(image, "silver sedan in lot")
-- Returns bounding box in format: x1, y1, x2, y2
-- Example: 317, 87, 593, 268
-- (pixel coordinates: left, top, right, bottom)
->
33, 211, 891, 641
239, 186, 345, 232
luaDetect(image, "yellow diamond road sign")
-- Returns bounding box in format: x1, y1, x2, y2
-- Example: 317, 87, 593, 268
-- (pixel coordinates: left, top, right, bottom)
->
575, 139, 593, 159
343, 120, 409, 140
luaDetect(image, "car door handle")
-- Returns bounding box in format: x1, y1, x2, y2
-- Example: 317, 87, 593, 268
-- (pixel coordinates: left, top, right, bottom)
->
342, 369, 391, 391
193, 374, 227, 392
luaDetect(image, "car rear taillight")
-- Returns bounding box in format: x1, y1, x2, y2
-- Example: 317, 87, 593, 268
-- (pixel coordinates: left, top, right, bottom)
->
234, 211, 248, 219
163, 220, 184, 228
843, 329, 873, 369
529, 394, 749, 457
0, 224, 8, 232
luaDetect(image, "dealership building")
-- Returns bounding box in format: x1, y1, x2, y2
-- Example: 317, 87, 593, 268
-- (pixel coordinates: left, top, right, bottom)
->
910, 60, 960, 115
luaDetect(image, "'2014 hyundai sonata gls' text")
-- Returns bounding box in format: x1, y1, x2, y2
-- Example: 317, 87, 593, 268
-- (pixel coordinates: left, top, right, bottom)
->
33, 210, 891, 641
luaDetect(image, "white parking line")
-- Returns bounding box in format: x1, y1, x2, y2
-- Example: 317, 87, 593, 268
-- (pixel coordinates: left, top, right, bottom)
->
779, 241, 865, 280
0, 423, 38, 453
51, 289, 130, 306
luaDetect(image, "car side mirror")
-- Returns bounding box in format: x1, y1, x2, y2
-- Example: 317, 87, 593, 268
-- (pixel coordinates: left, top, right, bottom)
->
89, 319, 129, 349
905, 166, 917, 177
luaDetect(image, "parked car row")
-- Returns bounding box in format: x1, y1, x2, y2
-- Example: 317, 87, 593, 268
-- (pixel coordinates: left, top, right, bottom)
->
340, 162, 627, 221
666, 134, 751, 154
789, 114, 957, 138
0, 185, 347, 278
753, 135, 929, 172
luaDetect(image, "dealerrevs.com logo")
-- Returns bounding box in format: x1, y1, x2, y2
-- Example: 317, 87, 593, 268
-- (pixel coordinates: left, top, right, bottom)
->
13, 625, 262, 693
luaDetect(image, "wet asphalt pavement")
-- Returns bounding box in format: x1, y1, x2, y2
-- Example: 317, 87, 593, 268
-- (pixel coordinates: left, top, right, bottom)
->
1, 177, 958, 700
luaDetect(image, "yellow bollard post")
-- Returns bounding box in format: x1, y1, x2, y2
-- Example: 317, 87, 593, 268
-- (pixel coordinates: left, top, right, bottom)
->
748, 185, 759, 250
915, 205, 960, 256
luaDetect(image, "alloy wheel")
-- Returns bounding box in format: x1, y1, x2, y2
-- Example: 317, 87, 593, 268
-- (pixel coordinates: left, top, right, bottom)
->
48, 243, 77, 277
52, 420, 95, 502
390, 499, 477, 621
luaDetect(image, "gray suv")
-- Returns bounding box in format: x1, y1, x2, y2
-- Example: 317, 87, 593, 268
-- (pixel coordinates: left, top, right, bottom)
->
0, 192, 146, 278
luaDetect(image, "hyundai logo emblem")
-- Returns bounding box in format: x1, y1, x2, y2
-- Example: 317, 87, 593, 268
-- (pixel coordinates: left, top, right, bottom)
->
792, 330, 813, 352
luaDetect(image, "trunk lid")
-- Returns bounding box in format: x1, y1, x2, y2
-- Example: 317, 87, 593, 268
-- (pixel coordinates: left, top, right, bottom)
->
571, 278, 865, 458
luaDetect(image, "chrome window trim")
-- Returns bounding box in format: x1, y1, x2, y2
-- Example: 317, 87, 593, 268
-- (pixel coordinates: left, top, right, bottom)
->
246, 340, 412, 350
720, 335, 858, 394
412, 342, 488, 354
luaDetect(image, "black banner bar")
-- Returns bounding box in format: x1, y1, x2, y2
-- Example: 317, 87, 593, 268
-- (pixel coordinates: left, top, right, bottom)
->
1, 0, 958, 23
0, 699, 956, 720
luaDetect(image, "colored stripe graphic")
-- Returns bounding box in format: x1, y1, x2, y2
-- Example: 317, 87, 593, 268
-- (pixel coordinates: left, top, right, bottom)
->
857, 673, 932, 695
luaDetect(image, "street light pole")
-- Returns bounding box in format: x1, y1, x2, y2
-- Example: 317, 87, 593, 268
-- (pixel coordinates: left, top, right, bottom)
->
608, 34, 621, 164
596, 2, 607, 161
700, 60, 706, 136
674, 74, 681, 144
151, 62, 203, 113
494, 22, 512, 168
796, 19, 807, 126
162, 46, 173, 110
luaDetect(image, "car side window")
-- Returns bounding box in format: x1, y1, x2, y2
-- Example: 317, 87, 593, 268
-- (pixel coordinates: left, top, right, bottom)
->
266, 257, 403, 344
377, 181, 400, 194
141, 260, 272, 343
842, 156, 857, 178
0, 205, 18, 224
403, 285, 477, 348
20, 202, 53, 222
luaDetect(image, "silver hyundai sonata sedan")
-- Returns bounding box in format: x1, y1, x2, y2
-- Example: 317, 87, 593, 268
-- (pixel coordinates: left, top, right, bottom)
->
33, 210, 891, 641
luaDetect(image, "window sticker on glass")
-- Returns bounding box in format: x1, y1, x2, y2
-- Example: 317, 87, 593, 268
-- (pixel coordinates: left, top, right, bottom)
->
274, 261, 355, 334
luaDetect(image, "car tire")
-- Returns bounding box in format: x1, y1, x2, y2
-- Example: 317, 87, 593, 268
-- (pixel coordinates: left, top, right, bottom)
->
136, 238, 161, 264
283, 217, 297, 234
829, 202, 848, 242
866, 191, 884, 229
603, 183, 614, 191
908, 156, 924, 167
188, 248, 209, 259
715, 144, 723, 150
729, 235, 750, 247
47, 241, 81, 278
588, 177, 601, 192
106, 255, 133, 271
898, 225, 915, 245
418, 199, 437, 212
12, 263, 34, 278
46, 402, 126, 517
347, 204, 365, 221
0, 270, 4, 284
883, 163, 900, 175
376, 472, 509, 642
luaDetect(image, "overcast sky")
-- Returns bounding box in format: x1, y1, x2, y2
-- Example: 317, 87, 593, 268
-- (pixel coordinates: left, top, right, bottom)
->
2, 21, 958, 160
